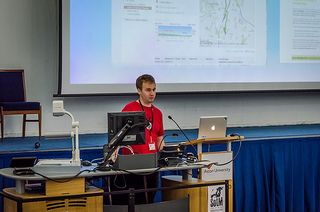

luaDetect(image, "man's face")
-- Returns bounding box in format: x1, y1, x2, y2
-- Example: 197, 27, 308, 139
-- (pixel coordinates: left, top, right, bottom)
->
138, 82, 156, 105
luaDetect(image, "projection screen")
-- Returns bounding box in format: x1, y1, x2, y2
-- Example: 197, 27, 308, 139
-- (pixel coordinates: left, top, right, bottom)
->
58, 0, 320, 96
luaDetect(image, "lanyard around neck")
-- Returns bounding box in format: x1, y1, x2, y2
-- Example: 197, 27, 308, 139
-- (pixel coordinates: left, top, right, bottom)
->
138, 99, 153, 132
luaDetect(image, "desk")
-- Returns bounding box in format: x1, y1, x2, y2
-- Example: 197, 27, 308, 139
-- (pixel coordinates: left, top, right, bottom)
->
0, 162, 210, 212
163, 136, 243, 212
188, 136, 244, 154
3, 186, 103, 212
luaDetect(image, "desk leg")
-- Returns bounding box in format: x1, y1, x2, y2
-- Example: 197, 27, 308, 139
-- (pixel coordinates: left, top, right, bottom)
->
227, 141, 231, 151
15, 180, 25, 193
107, 176, 112, 205
182, 169, 192, 180
197, 143, 202, 156
143, 176, 149, 204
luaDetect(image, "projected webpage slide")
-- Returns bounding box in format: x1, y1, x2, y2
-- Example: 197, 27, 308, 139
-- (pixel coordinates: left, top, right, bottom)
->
112, 0, 263, 67
65, 0, 320, 94
280, 0, 320, 63
68, 0, 267, 86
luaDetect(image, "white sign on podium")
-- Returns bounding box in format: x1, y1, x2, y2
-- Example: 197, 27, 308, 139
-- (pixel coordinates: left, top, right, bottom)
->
200, 152, 233, 181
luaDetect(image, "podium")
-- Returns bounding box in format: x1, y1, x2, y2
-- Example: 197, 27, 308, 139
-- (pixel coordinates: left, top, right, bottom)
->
162, 136, 243, 212
2, 177, 103, 212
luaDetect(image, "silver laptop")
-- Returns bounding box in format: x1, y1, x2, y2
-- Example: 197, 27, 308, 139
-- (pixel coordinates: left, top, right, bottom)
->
198, 116, 227, 139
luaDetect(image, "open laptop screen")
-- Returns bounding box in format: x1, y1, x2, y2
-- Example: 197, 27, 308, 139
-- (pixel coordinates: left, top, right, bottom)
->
198, 116, 227, 139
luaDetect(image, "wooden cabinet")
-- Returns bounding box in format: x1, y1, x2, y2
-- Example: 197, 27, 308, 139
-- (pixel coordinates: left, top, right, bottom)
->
162, 175, 232, 212
3, 177, 103, 212
162, 175, 208, 212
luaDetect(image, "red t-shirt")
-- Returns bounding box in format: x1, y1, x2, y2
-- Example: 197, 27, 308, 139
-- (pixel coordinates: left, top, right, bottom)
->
122, 101, 164, 154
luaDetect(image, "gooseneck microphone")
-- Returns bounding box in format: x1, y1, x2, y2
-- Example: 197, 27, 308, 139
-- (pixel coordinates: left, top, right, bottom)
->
168, 115, 198, 160
168, 116, 191, 143
158, 133, 178, 150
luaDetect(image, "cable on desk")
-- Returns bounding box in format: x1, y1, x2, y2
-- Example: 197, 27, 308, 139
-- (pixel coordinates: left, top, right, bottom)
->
211, 134, 242, 166
91, 157, 104, 163
112, 171, 127, 189
109, 166, 163, 176
85, 176, 110, 190
33, 169, 92, 183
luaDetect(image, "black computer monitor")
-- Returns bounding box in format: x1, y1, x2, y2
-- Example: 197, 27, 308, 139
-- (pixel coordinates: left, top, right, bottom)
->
98, 111, 147, 169
108, 111, 146, 146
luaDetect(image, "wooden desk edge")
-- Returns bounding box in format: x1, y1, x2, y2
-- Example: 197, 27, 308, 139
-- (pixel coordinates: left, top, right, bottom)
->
3, 186, 103, 199
188, 136, 244, 145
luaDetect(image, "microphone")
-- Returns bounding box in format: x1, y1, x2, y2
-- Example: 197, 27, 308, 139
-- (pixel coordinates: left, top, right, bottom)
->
168, 116, 191, 143
157, 133, 178, 151
157, 133, 179, 163
168, 115, 198, 161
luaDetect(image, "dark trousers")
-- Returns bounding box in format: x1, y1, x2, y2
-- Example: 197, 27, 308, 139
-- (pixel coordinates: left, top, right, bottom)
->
108, 172, 159, 205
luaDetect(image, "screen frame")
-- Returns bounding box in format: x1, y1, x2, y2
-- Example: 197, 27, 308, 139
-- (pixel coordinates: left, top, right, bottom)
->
108, 111, 146, 146
55, 0, 320, 97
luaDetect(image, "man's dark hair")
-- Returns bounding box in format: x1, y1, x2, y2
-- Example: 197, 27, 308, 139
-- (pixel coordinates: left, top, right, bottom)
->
136, 74, 155, 90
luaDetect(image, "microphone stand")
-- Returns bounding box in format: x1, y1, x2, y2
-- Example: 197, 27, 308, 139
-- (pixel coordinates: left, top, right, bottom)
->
168, 115, 199, 161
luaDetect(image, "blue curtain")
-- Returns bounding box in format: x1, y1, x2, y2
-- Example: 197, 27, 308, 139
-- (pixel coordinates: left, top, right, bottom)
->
1, 138, 320, 211
233, 137, 320, 212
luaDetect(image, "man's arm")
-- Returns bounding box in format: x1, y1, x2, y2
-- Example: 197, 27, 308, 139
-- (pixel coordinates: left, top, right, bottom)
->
157, 136, 164, 151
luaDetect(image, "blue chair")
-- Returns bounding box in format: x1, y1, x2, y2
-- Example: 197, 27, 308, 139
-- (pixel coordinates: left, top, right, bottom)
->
0, 69, 41, 142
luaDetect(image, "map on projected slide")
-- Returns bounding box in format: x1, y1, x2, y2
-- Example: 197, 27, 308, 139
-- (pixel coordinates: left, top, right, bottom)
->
199, 0, 255, 48
110, 0, 266, 68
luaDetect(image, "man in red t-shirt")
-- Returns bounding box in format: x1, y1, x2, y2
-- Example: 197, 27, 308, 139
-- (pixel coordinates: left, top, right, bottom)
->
122, 74, 165, 154
109, 74, 165, 205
